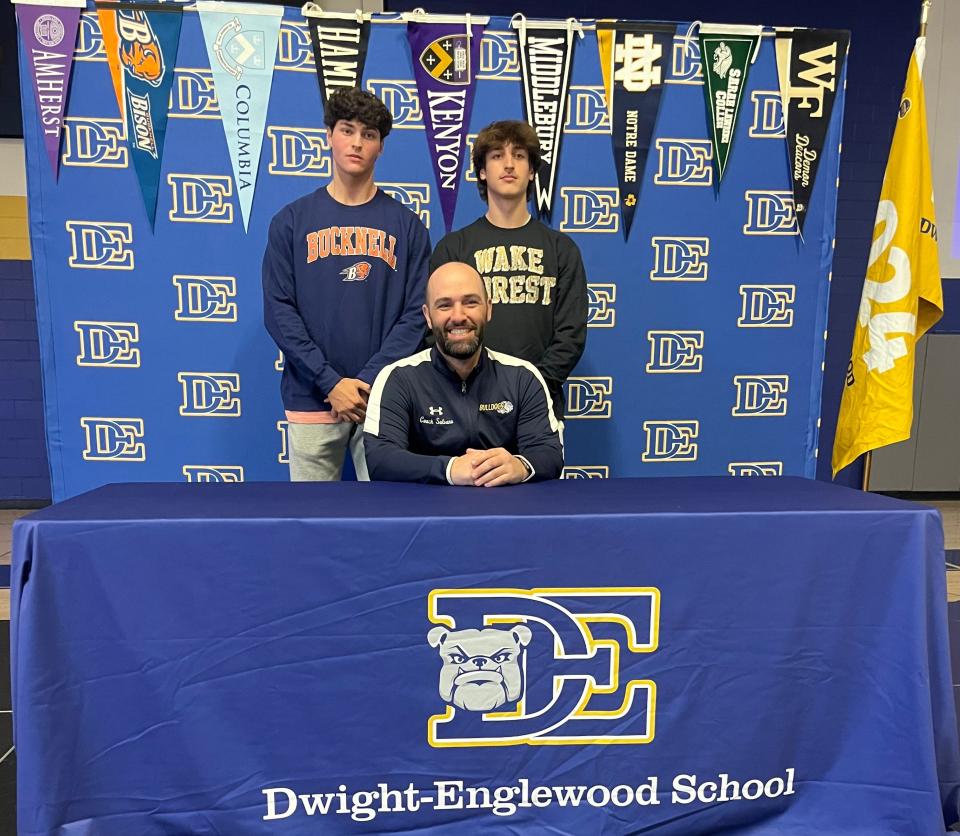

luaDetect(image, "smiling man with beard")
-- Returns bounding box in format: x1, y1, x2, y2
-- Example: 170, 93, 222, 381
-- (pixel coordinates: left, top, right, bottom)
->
429, 121, 587, 421
363, 262, 564, 485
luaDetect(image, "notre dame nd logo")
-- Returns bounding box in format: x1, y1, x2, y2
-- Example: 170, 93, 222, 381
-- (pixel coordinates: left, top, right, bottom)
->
81, 417, 145, 461
67, 221, 134, 270
75, 321, 140, 367
427, 588, 658, 745
178, 372, 241, 417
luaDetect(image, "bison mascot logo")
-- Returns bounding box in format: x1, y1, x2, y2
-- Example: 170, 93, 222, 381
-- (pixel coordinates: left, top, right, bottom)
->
117, 11, 165, 86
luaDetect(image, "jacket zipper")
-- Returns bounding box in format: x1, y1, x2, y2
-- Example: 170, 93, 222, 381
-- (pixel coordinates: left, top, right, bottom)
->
461, 379, 477, 446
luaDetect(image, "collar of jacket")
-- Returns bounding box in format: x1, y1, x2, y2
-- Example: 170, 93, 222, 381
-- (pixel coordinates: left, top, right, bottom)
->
430, 344, 488, 389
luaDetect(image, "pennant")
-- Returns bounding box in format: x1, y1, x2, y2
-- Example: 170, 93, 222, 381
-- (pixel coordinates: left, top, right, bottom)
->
13, 0, 85, 178
96, 3, 125, 120
96, 2, 182, 228
513, 16, 580, 220
832, 39, 942, 477
596, 20, 614, 114
198, 2, 282, 232
597, 20, 674, 239
774, 27, 793, 122
303, 4, 371, 111
407, 16, 487, 233
698, 24, 762, 183
782, 28, 849, 237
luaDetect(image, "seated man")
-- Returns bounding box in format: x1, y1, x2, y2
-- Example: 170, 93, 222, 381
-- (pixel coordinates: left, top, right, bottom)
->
364, 262, 563, 485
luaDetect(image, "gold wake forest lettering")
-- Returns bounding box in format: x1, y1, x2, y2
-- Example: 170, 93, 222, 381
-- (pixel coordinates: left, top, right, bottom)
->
793, 134, 816, 188
472, 246, 556, 305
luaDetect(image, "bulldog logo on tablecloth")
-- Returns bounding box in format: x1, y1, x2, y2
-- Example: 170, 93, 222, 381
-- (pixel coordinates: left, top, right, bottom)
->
427, 625, 532, 711
427, 588, 660, 746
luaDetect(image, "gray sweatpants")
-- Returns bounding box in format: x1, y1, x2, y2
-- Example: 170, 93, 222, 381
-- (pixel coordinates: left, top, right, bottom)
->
287, 421, 369, 482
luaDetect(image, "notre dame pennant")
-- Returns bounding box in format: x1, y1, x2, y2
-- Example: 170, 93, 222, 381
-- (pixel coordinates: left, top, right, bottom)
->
597, 21, 674, 239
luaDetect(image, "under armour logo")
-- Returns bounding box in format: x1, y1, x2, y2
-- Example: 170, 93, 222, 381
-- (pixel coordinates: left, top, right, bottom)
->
429, 406, 444, 416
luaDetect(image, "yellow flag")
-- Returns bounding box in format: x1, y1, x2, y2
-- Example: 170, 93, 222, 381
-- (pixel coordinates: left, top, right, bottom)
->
596, 21, 614, 119
832, 38, 943, 477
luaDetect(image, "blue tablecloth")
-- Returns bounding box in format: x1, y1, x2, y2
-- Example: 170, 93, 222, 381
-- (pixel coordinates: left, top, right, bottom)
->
11, 478, 960, 834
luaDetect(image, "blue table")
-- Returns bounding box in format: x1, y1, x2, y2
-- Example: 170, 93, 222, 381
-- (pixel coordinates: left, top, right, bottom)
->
12, 478, 960, 834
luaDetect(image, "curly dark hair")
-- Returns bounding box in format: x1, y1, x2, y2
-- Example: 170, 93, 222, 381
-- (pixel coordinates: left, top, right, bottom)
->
472, 120, 541, 202
323, 87, 393, 140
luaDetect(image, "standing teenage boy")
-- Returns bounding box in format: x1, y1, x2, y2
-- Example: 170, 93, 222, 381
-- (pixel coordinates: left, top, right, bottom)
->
429, 120, 587, 418
263, 87, 430, 480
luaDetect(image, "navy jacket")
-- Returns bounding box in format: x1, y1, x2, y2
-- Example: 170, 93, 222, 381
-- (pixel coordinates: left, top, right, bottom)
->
262, 188, 430, 412
364, 347, 564, 484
